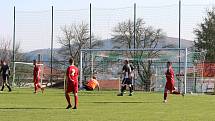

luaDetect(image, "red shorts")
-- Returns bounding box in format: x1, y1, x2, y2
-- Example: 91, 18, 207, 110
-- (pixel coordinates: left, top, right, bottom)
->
34, 77, 40, 84
66, 81, 78, 93
165, 82, 175, 92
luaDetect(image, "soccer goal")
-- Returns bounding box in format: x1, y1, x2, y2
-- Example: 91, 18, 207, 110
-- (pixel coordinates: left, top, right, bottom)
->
80, 48, 188, 94
12, 62, 44, 87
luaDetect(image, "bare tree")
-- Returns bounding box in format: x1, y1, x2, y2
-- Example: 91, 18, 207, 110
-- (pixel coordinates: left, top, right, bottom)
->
0, 38, 23, 62
0, 38, 24, 86
112, 18, 165, 91
57, 22, 103, 65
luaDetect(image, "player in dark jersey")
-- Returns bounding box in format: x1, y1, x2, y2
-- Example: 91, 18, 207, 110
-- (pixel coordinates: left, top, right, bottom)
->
0, 60, 12, 92
65, 58, 79, 109
117, 60, 133, 96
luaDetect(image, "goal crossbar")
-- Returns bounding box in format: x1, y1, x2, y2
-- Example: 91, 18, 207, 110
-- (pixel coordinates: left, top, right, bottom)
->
14, 62, 43, 66
80, 48, 187, 51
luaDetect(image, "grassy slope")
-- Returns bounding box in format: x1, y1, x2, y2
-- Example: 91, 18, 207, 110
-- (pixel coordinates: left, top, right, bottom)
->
0, 88, 215, 121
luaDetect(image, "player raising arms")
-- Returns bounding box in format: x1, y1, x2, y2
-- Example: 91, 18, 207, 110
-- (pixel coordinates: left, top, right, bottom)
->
163, 61, 181, 103
65, 58, 79, 109
33, 59, 44, 94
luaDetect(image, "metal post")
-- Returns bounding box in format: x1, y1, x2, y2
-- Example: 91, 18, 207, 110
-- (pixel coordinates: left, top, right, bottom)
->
38, 54, 41, 62
133, 3, 136, 91
90, 3, 92, 49
201, 58, 204, 93
193, 65, 196, 93
134, 3, 136, 49
63, 60, 66, 91
89, 3, 93, 76
12, 6, 16, 87
80, 51, 83, 88
184, 48, 187, 94
178, 0, 181, 91
155, 67, 157, 91
91, 52, 94, 76
51, 6, 54, 84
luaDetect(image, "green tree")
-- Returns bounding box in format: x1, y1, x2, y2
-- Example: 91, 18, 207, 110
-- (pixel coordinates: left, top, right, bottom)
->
194, 8, 215, 62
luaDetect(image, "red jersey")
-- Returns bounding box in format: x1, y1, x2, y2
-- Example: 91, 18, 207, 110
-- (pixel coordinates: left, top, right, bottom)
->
165, 67, 175, 91
33, 65, 41, 80
66, 65, 79, 83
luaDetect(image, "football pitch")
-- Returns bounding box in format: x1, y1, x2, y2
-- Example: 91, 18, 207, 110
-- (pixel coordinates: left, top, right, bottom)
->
0, 88, 215, 121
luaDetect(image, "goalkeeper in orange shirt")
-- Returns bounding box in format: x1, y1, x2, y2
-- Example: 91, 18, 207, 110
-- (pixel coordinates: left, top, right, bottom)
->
83, 76, 100, 91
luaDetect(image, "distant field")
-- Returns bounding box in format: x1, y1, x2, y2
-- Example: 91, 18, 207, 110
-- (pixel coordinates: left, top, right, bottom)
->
0, 88, 215, 121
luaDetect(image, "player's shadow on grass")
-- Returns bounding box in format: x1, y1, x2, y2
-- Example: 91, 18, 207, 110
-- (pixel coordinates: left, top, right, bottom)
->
90, 101, 161, 104
0, 107, 64, 110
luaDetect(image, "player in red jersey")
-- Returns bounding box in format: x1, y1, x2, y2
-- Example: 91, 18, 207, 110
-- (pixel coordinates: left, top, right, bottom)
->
65, 58, 79, 109
163, 61, 181, 103
33, 60, 44, 94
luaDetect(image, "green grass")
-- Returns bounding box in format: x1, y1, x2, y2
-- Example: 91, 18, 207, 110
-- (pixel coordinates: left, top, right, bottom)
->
0, 88, 215, 121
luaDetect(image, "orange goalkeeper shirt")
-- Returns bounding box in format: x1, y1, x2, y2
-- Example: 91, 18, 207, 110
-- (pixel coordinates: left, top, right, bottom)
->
87, 79, 99, 89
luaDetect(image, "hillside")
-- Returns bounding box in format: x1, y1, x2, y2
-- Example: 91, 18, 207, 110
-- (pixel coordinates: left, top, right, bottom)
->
24, 36, 194, 61
102, 36, 193, 49
159, 37, 194, 48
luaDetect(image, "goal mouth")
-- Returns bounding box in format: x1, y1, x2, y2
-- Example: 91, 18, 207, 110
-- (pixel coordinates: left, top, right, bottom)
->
12, 62, 44, 87
80, 48, 188, 93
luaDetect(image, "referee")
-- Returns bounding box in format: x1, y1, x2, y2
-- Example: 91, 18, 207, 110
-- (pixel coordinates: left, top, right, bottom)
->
0, 60, 12, 92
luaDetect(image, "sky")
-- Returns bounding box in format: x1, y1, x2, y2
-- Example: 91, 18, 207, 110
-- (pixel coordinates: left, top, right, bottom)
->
0, 0, 215, 52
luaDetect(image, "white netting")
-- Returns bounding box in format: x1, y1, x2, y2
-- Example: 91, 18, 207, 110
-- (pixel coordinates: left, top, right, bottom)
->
13, 62, 44, 87
16, 10, 51, 52
80, 48, 188, 92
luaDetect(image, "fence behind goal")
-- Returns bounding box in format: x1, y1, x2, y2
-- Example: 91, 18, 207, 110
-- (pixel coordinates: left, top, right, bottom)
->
80, 48, 188, 93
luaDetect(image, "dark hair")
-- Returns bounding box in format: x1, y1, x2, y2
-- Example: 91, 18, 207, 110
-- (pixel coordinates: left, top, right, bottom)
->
124, 60, 129, 64
92, 76, 96, 79
69, 58, 74, 64
167, 61, 172, 65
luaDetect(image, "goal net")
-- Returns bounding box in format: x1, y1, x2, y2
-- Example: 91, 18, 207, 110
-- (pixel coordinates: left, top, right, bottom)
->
80, 48, 188, 93
186, 51, 208, 93
12, 62, 44, 88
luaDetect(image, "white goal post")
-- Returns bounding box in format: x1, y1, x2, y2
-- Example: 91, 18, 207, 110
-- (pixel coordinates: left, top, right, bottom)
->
80, 48, 188, 94
12, 62, 44, 87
